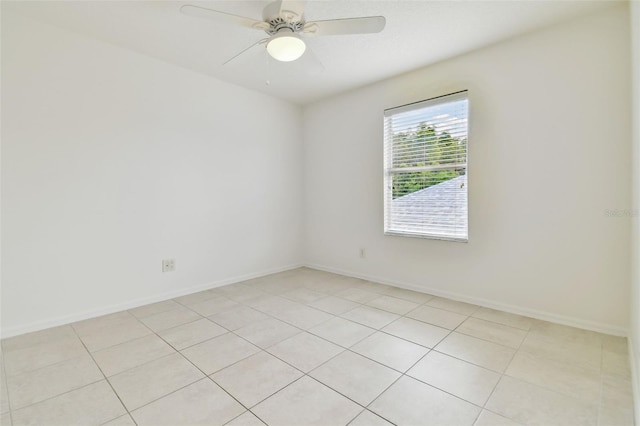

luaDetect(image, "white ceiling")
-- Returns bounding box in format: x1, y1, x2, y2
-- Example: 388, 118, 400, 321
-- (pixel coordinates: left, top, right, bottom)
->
4, 0, 620, 105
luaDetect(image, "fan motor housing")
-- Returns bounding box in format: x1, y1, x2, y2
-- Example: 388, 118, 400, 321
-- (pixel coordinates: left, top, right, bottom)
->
266, 16, 305, 35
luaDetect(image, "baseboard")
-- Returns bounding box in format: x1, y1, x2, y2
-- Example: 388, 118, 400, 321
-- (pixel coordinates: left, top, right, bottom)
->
630, 339, 640, 425
304, 262, 629, 337
1, 263, 303, 339
3, 261, 628, 339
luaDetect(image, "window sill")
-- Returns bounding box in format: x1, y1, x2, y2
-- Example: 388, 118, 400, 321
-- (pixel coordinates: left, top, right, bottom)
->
384, 231, 468, 243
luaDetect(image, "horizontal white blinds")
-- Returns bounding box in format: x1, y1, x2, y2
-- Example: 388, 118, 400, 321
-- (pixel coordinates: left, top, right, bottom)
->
384, 91, 469, 241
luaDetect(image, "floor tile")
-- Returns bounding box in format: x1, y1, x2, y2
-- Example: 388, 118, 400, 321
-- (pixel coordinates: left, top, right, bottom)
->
3, 336, 87, 377
528, 321, 603, 348
225, 411, 266, 426
435, 332, 515, 372
1, 325, 78, 353
2, 269, 632, 426
235, 318, 301, 349
301, 280, 350, 296
519, 332, 602, 372
349, 410, 394, 426
366, 296, 419, 315
252, 376, 361, 426
328, 275, 366, 289
272, 306, 334, 330
267, 332, 343, 373
72, 312, 134, 336
383, 287, 433, 304
309, 351, 400, 406
129, 300, 182, 319
597, 406, 634, 426
485, 376, 598, 426
138, 306, 201, 332
426, 297, 479, 316
108, 353, 204, 410
188, 297, 240, 317
254, 281, 300, 295
181, 333, 260, 375
247, 296, 301, 316
505, 351, 601, 403
208, 306, 270, 331
212, 283, 252, 297
173, 290, 219, 306
92, 334, 175, 377
358, 281, 394, 294
103, 414, 137, 426
406, 305, 467, 330
211, 352, 302, 407
131, 378, 244, 426
351, 332, 428, 372
601, 373, 633, 410
158, 318, 227, 350
407, 351, 500, 406
7, 354, 103, 410
369, 376, 481, 426
1, 369, 9, 414
10, 381, 125, 426
308, 296, 359, 315
474, 410, 523, 426
471, 307, 533, 331
335, 288, 380, 304
340, 306, 399, 329
601, 335, 628, 355
76, 318, 152, 352
309, 317, 375, 348
280, 288, 326, 304
214, 284, 267, 302
382, 317, 449, 348
457, 317, 527, 349
602, 350, 631, 377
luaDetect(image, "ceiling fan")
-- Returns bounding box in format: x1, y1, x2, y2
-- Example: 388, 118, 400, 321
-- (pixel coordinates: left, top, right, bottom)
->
180, 1, 386, 64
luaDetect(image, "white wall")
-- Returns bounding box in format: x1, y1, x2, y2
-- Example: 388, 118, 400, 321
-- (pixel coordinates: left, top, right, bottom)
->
303, 5, 631, 334
1, 12, 303, 336
629, 1, 640, 422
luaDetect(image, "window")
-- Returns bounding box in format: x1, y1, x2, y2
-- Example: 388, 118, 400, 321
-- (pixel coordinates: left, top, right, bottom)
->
384, 91, 469, 241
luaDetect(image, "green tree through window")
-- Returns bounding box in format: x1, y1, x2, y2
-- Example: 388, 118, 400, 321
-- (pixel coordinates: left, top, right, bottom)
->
391, 124, 467, 199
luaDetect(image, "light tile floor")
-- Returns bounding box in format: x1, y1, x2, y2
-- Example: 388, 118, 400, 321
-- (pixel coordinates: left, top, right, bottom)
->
0, 268, 635, 426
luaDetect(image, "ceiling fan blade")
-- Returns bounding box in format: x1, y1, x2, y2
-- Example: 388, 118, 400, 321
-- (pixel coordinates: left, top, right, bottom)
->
223, 39, 269, 66
272, 0, 283, 15
280, 0, 306, 19
180, 5, 269, 30
303, 16, 385, 36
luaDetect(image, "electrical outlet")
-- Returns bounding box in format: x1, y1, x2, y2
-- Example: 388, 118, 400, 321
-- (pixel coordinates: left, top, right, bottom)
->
162, 259, 175, 272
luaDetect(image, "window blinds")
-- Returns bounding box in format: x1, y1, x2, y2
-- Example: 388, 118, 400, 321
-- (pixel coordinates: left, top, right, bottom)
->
383, 91, 469, 241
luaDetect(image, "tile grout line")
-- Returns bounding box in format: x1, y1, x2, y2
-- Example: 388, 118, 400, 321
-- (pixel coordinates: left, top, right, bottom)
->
475, 311, 533, 425
1, 345, 14, 426
174, 279, 415, 423
597, 339, 605, 426
69, 324, 139, 426
119, 312, 255, 421
102, 277, 512, 423
2, 270, 624, 426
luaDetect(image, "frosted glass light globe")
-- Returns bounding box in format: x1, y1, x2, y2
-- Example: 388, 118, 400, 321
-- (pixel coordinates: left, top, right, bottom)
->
267, 32, 306, 62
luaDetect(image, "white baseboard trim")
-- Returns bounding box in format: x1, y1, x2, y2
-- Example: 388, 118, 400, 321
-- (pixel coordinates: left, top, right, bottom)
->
304, 262, 629, 337
1, 263, 303, 339
630, 339, 640, 425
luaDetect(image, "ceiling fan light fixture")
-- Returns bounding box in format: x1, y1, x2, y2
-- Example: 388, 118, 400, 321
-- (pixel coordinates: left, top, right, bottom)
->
266, 31, 306, 62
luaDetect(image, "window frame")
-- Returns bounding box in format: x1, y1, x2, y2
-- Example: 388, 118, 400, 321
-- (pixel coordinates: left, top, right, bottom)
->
383, 90, 469, 242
